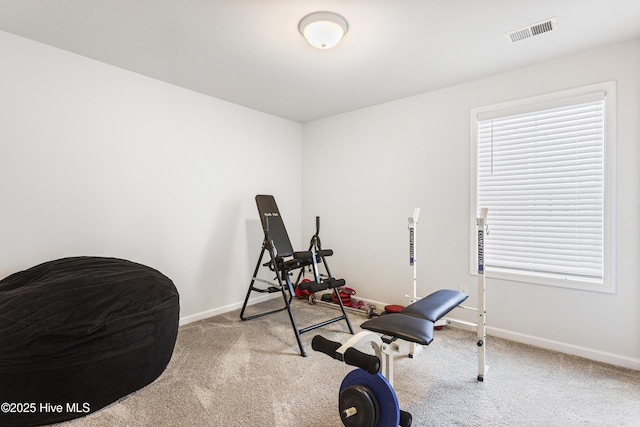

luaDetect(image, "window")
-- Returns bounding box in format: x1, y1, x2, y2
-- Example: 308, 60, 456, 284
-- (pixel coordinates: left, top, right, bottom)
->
470, 82, 616, 292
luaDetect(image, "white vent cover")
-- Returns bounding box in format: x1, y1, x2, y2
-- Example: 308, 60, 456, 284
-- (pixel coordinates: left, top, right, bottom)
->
506, 17, 557, 43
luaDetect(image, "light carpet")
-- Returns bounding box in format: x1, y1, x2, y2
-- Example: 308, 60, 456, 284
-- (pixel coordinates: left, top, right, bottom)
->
59, 298, 640, 426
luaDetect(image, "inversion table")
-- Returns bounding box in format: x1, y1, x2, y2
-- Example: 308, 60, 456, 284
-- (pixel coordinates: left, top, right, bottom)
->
240, 195, 353, 357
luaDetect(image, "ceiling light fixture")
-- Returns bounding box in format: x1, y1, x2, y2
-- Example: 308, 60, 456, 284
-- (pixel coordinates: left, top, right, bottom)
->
298, 11, 348, 49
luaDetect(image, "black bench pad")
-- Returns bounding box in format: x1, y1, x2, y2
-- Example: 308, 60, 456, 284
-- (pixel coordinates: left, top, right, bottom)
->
359, 289, 467, 345
361, 313, 436, 345
401, 289, 468, 322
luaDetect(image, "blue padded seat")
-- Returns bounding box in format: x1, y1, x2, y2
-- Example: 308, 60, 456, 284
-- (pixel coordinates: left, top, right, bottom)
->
362, 313, 436, 345
0, 257, 180, 427
401, 289, 468, 322
360, 289, 467, 345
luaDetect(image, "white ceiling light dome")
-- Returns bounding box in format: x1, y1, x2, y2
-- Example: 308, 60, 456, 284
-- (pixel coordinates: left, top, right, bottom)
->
298, 11, 348, 49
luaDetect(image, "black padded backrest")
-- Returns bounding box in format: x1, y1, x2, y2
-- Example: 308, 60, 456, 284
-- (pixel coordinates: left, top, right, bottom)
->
255, 195, 294, 257
401, 289, 468, 323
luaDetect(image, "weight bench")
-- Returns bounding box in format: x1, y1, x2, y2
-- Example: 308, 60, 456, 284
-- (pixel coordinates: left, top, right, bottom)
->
313, 289, 468, 427
240, 195, 353, 357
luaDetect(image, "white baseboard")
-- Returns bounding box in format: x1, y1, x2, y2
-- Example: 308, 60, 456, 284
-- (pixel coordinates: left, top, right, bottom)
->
481, 324, 640, 371
178, 293, 278, 326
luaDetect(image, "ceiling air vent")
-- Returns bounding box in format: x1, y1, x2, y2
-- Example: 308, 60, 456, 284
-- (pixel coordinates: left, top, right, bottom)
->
505, 17, 557, 43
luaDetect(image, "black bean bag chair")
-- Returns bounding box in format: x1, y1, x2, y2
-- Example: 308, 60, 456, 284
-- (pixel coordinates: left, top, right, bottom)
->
0, 256, 180, 427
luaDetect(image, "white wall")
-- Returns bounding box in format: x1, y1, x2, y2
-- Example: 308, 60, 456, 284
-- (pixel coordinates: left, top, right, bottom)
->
0, 30, 302, 323
301, 38, 640, 369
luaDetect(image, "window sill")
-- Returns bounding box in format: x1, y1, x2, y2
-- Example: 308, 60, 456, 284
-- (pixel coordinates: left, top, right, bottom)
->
473, 268, 615, 294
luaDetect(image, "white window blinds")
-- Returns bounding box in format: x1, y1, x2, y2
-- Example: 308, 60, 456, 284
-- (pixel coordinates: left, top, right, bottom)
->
476, 93, 606, 283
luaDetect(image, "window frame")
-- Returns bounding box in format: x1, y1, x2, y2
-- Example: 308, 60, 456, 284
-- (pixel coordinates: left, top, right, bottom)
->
469, 81, 616, 293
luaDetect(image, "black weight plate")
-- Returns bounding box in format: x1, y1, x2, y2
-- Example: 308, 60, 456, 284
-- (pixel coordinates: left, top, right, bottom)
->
339, 384, 378, 427
339, 369, 399, 427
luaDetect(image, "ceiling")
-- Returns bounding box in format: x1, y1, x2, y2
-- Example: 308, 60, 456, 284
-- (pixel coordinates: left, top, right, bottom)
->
1, 0, 639, 123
